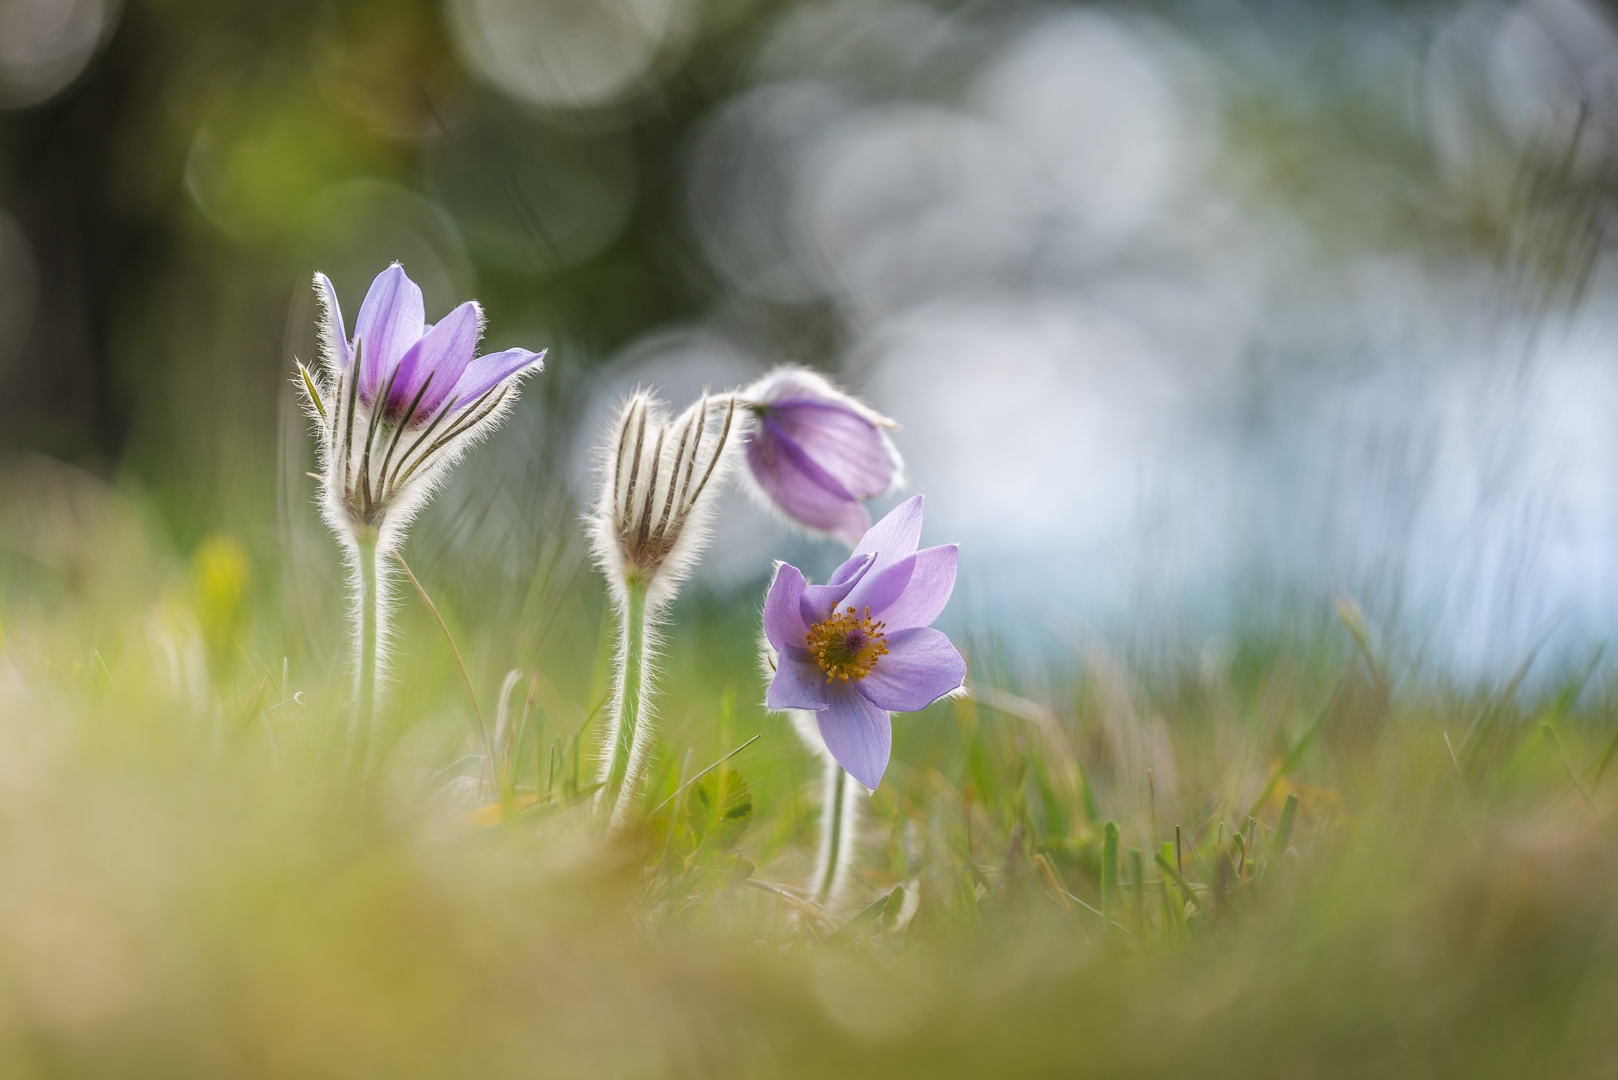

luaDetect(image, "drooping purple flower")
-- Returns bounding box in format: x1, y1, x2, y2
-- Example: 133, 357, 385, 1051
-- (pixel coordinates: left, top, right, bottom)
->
740, 367, 903, 548
297, 264, 545, 543
762, 495, 965, 789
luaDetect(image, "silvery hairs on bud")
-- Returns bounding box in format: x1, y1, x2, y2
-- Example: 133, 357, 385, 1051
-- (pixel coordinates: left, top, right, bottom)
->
587, 388, 738, 612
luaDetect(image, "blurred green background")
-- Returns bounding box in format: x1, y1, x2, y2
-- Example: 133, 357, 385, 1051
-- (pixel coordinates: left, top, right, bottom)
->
8, 0, 1618, 670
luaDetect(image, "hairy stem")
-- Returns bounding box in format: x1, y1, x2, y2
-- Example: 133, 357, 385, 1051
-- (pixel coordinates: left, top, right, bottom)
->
348, 529, 380, 785
813, 762, 851, 904
603, 578, 650, 827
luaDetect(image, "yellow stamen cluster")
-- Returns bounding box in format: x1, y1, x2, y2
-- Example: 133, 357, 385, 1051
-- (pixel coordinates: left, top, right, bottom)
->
807, 606, 889, 683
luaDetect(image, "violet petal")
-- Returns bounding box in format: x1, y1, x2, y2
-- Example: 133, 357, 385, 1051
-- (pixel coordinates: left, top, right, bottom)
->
763, 562, 810, 650
440, 347, 546, 413
851, 495, 925, 578
845, 544, 958, 630
800, 551, 875, 627
766, 398, 898, 498
816, 680, 892, 789
745, 420, 871, 546
389, 301, 481, 418
855, 627, 966, 713
314, 272, 350, 369
766, 647, 829, 711
354, 264, 425, 403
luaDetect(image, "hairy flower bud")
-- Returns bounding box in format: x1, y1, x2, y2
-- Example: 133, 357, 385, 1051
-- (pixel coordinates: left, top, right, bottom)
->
590, 389, 736, 605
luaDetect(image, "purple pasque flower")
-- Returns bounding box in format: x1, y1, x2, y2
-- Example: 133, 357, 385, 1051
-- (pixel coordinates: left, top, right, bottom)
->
296, 264, 545, 543
762, 495, 965, 789
740, 367, 903, 548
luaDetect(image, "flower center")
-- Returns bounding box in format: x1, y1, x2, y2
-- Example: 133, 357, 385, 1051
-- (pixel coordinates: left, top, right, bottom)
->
806, 606, 889, 683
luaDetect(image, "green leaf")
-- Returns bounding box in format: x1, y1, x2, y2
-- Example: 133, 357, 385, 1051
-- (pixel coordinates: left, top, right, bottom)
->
687, 768, 752, 849
826, 886, 902, 949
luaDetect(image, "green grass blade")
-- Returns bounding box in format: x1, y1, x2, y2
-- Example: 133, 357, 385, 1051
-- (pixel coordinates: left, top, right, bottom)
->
1101, 820, 1119, 924
1129, 846, 1145, 934
1265, 793, 1299, 879
826, 886, 902, 949
1155, 849, 1206, 916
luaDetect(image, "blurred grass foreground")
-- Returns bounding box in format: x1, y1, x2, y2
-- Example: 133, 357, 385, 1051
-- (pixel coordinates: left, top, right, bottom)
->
4, 456, 1618, 1077
7, 0, 1618, 1076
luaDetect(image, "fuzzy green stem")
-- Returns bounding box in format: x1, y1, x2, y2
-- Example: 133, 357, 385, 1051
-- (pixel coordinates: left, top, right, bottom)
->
814, 763, 849, 904
348, 529, 380, 785
604, 578, 649, 825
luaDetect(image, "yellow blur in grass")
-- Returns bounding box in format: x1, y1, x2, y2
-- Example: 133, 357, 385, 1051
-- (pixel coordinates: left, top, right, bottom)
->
190, 532, 251, 649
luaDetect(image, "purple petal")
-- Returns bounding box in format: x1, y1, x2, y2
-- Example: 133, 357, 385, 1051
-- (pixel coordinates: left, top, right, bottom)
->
388, 301, 481, 417
766, 647, 829, 711
856, 627, 965, 713
745, 419, 871, 546
766, 399, 899, 498
354, 264, 425, 403
800, 551, 875, 627
440, 348, 546, 412
817, 681, 892, 789
845, 544, 958, 630
764, 562, 810, 650
313, 272, 350, 369
851, 495, 925, 579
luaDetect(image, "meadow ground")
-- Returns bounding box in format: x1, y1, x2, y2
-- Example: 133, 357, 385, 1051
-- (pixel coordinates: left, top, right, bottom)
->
1, 451, 1616, 1079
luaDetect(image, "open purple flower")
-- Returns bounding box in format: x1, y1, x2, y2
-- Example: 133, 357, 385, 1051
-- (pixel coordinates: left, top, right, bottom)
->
740, 367, 903, 547
297, 263, 545, 541
762, 495, 964, 789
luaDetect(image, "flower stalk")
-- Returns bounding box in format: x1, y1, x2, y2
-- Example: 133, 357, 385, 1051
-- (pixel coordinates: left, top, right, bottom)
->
348, 527, 381, 783
603, 578, 649, 823
814, 760, 855, 903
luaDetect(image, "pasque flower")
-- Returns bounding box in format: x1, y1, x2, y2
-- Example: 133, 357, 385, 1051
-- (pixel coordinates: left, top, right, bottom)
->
762, 495, 965, 789
589, 389, 737, 827
739, 367, 902, 547
296, 263, 544, 781
298, 263, 546, 547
